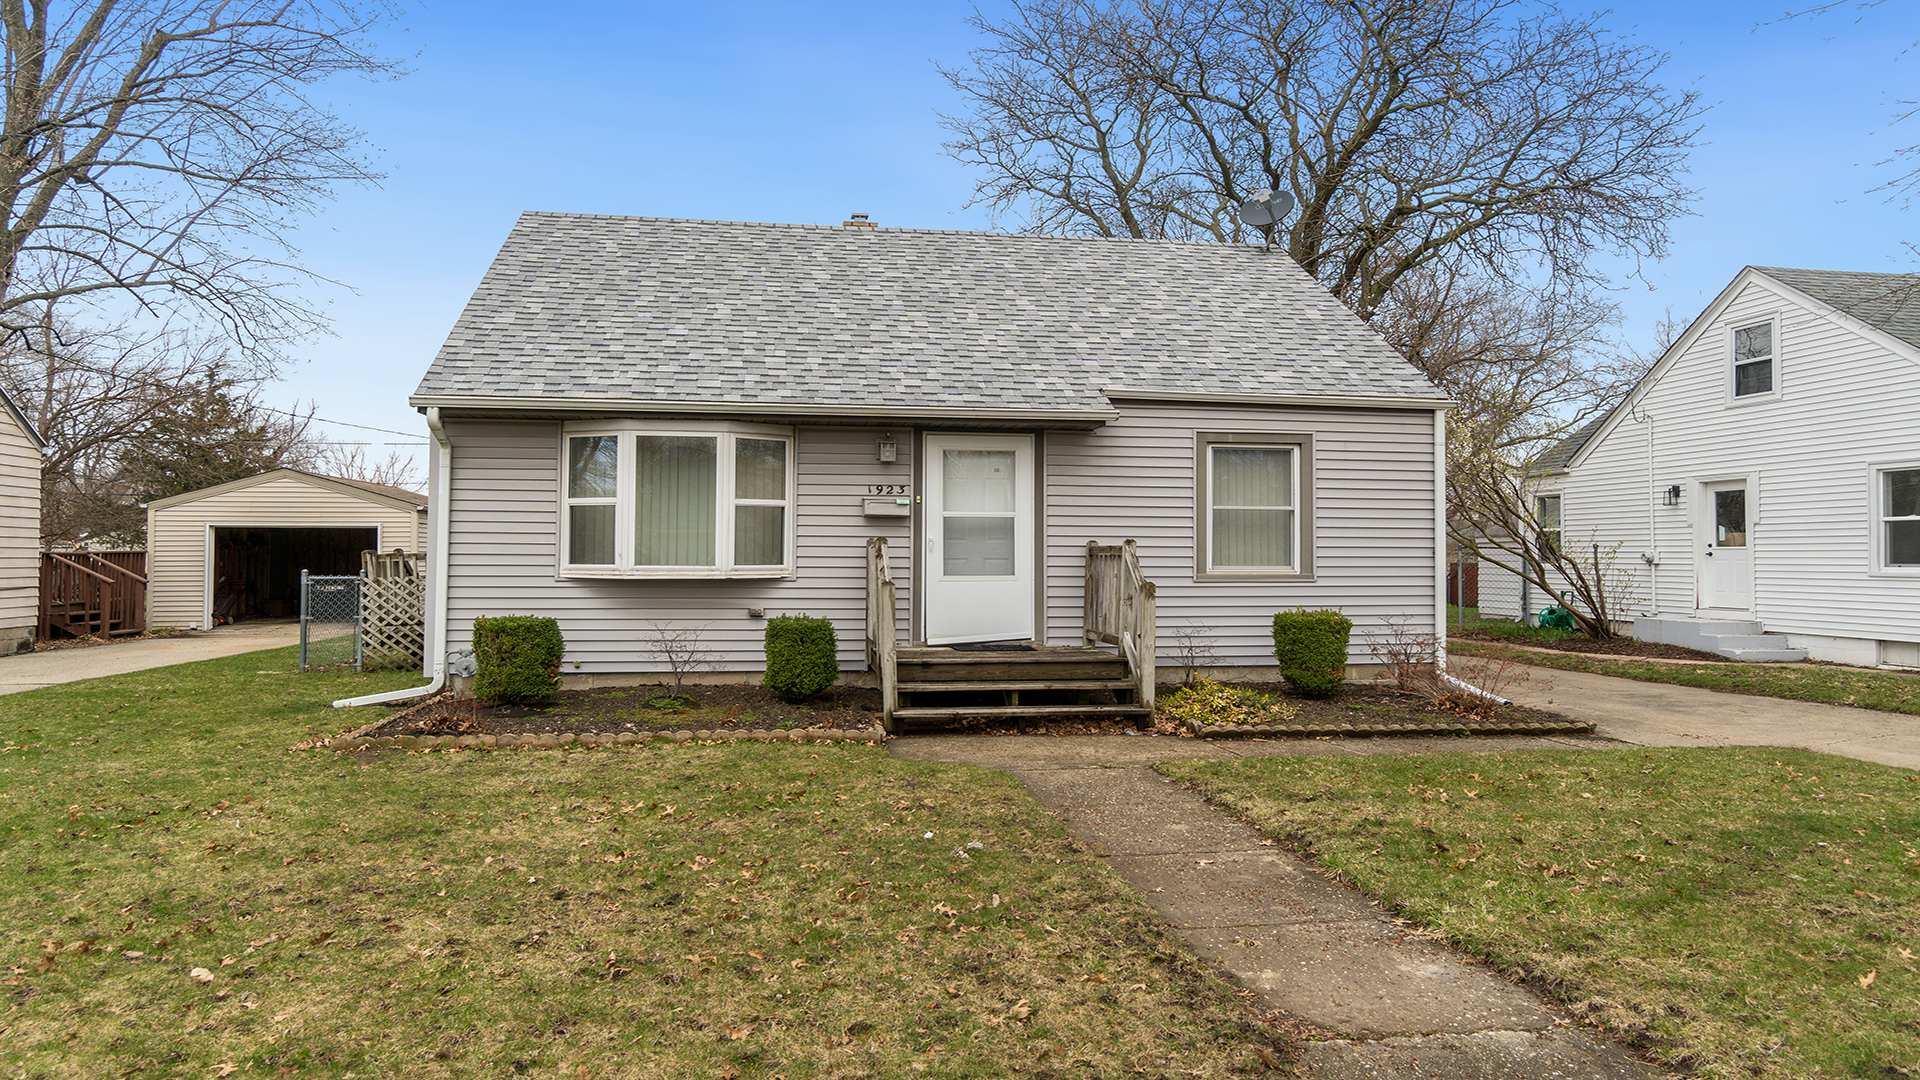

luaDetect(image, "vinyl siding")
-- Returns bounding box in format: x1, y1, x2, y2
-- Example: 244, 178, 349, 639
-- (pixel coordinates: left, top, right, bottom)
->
0, 410, 40, 634
442, 406, 1439, 673
1559, 273, 1920, 648
148, 476, 428, 628
440, 420, 915, 672
1045, 402, 1439, 664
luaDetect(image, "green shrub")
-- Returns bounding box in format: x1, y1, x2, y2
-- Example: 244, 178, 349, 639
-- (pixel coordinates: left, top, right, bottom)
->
1272, 608, 1351, 696
472, 615, 565, 705
1158, 677, 1300, 726
763, 615, 839, 701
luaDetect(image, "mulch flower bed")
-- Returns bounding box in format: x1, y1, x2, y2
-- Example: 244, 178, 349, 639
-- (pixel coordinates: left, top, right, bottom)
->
364, 681, 884, 741
346, 678, 1588, 744
1168, 680, 1591, 739
1452, 631, 1726, 662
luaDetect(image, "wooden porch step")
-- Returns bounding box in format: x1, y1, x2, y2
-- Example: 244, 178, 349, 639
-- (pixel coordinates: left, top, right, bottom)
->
896, 679, 1138, 693
896, 645, 1116, 663
893, 704, 1151, 722
896, 646, 1127, 683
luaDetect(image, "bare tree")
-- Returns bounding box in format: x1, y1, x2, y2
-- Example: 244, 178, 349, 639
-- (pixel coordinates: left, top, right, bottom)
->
1447, 442, 1640, 639
308, 444, 422, 492
0, 1, 403, 360
941, 0, 1703, 456
942, 0, 1700, 312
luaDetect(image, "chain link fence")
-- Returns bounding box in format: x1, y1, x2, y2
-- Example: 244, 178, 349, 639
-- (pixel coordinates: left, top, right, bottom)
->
300, 571, 363, 672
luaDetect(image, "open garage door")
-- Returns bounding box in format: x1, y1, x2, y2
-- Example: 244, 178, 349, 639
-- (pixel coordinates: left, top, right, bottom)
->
211, 527, 378, 624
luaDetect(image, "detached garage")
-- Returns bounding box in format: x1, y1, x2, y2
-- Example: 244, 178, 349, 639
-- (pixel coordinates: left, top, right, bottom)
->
147, 470, 427, 629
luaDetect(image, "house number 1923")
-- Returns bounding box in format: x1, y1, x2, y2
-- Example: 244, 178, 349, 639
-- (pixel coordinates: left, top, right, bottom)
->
867, 484, 909, 496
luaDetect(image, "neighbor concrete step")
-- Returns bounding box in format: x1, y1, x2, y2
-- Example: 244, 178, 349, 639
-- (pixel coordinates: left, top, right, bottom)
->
1720, 648, 1810, 662
1632, 616, 1806, 661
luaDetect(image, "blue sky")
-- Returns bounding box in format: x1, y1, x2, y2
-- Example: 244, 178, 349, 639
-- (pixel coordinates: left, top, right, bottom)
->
277, 1, 1920, 468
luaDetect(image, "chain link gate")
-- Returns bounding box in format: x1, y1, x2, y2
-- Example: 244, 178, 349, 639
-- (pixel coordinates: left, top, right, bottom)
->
300, 571, 363, 672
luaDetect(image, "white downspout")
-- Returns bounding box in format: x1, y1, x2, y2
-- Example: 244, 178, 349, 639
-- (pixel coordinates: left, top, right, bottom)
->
1434, 406, 1511, 706
332, 407, 452, 708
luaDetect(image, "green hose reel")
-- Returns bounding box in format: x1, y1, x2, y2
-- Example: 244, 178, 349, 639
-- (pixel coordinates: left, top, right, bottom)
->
1537, 591, 1576, 631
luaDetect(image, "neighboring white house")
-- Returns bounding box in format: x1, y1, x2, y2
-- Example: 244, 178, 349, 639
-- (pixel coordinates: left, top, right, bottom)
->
0, 388, 47, 655
410, 212, 1452, 697
146, 469, 428, 630
1481, 266, 1920, 666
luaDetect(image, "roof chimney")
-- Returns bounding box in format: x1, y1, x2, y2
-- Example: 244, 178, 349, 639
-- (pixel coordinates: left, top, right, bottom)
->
843, 212, 875, 228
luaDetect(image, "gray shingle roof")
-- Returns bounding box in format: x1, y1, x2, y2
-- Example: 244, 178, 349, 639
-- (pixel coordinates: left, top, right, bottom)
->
1755, 266, 1920, 352
1535, 407, 1617, 470
413, 213, 1440, 415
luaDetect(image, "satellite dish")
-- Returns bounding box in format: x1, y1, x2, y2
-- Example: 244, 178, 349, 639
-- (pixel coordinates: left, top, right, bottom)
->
1236, 189, 1294, 227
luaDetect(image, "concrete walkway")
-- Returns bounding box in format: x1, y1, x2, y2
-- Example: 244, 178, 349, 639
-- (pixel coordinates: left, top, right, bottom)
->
0, 622, 302, 695
892, 732, 1656, 1077
889, 671, 1918, 1075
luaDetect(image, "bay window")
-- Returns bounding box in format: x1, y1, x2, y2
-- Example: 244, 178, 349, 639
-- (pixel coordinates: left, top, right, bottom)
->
561, 422, 794, 577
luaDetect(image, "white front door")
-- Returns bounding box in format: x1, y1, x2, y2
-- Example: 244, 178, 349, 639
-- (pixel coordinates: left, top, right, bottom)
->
923, 433, 1036, 644
1699, 481, 1752, 610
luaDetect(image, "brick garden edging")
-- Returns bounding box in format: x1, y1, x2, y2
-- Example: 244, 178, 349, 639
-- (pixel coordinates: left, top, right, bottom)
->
1183, 717, 1594, 738
318, 726, 889, 752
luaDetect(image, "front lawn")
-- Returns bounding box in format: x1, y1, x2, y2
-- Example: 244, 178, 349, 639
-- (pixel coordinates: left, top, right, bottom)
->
1453, 639, 1920, 716
0, 647, 1275, 1079
1160, 749, 1920, 1079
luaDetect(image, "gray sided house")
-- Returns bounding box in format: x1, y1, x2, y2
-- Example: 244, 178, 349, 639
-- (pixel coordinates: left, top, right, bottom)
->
413, 213, 1450, 716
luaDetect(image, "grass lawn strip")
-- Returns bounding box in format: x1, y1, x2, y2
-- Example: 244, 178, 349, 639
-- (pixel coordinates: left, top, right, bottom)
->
1159, 749, 1920, 1079
1452, 639, 1920, 716
0, 646, 1279, 1079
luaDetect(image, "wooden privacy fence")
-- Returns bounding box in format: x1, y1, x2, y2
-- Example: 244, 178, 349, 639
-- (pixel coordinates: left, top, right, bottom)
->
39, 550, 146, 641
359, 549, 425, 670
1447, 561, 1479, 607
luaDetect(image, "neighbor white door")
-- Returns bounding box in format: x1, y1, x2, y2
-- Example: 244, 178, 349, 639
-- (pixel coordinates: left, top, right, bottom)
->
1699, 481, 1752, 611
923, 434, 1035, 644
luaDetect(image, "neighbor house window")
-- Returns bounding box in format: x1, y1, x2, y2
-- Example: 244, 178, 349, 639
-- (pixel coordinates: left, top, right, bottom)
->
560, 422, 794, 577
1536, 494, 1562, 559
1732, 320, 1775, 398
1196, 432, 1312, 577
1883, 467, 1920, 569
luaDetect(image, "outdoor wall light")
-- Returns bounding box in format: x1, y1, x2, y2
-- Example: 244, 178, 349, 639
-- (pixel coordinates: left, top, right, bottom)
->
877, 435, 897, 462
1661, 484, 1681, 507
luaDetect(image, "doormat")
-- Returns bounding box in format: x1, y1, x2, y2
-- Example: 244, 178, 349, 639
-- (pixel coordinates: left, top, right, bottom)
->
946, 640, 1037, 652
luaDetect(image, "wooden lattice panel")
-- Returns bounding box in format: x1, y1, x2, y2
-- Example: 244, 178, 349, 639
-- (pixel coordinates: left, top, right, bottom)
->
360, 550, 424, 670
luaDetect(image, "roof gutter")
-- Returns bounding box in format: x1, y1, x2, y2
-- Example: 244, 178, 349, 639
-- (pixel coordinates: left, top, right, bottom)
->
332, 407, 453, 709
408, 394, 1121, 425
1101, 387, 1456, 410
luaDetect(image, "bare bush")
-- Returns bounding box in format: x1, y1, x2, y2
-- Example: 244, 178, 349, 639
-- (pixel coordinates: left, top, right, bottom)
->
643, 621, 718, 698
1366, 614, 1542, 720
1164, 621, 1221, 688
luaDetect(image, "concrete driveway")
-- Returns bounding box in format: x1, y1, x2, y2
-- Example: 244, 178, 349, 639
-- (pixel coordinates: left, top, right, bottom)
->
1499, 663, 1920, 771
0, 621, 302, 696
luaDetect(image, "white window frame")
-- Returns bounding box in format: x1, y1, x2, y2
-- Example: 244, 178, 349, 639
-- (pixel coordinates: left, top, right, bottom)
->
558, 420, 796, 579
1871, 461, 1920, 576
1195, 431, 1313, 580
1536, 493, 1562, 559
1727, 316, 1781, 404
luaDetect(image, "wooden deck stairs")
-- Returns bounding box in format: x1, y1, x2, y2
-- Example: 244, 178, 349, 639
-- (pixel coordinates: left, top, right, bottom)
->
866, 538, 1157, 733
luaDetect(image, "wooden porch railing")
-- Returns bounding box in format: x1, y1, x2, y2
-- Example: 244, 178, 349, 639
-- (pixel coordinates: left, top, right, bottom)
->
39, 549, 147, 641
1083, 540, 1158, 710
865, 537, 898, 731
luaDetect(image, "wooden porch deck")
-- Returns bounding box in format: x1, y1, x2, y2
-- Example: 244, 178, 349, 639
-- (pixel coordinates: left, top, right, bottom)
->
866, 538, 1157, 732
